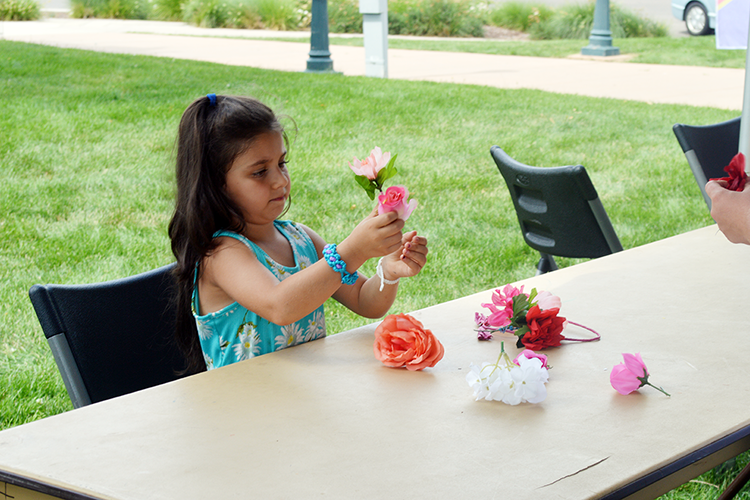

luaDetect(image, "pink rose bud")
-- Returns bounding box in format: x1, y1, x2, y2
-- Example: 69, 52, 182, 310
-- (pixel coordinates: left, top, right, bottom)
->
377, 185, 417, 221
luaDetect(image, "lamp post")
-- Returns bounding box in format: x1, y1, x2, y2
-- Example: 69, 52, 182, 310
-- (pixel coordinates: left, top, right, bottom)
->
306, 0, 336, 72
581, 0, 619, 57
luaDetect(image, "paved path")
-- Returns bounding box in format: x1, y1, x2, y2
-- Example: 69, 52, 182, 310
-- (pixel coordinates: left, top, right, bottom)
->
1, 18, 744, 110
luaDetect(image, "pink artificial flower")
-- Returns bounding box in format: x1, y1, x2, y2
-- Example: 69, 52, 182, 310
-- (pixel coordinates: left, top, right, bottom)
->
513, 349, 548, 369
474, 312, 494, 340
610, 363, 644, 395
349, 146, 391, 180
610, 353, 670, 397
377, 185, 417, 221
481, 285, 525, 328
535, 290, 561, 311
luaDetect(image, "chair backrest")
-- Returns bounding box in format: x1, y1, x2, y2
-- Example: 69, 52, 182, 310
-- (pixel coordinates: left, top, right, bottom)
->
29, 263, 188, 408
672, 117, 741, 210
491, 146, 622, 265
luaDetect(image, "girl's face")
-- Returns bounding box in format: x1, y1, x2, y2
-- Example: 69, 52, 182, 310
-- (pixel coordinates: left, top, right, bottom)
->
224, 131, 290, 228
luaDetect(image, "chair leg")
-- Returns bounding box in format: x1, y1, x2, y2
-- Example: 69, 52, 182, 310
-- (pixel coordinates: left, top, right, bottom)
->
718, 461, 750, 500
536, 254, 558, 275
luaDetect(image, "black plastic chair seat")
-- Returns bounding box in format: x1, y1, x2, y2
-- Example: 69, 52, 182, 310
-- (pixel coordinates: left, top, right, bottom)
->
491, 146, 622, 275
672, 116, 741, 210
29, 263, 188, 408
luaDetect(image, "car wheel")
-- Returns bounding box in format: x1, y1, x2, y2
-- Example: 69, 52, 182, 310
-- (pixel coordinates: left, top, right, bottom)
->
685, 2, 710, 36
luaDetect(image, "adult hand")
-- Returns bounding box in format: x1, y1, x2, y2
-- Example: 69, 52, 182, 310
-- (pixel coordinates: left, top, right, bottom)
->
706, 179, 750, 245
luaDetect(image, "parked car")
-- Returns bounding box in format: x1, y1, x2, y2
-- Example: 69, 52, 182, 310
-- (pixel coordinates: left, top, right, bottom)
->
672, 0, 716, 36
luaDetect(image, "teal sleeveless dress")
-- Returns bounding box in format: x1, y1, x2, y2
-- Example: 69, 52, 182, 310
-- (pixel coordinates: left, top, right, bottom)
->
192, 221, 326, 370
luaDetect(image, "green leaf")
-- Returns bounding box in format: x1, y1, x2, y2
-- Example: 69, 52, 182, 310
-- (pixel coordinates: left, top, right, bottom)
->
375, 153, 398, 187
354, 174, 372, 190
515, 326, 529, 338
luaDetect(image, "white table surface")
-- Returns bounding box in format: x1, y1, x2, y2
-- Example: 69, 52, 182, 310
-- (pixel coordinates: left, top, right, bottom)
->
1, 225, 749, 500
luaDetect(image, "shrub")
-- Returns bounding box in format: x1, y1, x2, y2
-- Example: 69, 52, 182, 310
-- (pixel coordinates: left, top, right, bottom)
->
528, 2, 668, 40
329, 0, 485, 37
389, 0, 485, 37
0, 0, 39, 20
328, 0, 361, 33
150, 0, 182, 21
487, 1, 553, 32
254, 0, 302, 30
71, 0, 148, 19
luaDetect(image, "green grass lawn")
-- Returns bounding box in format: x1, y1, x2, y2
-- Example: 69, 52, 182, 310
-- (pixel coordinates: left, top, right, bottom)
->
257, 33, 749, 68
0, 39, 744, 498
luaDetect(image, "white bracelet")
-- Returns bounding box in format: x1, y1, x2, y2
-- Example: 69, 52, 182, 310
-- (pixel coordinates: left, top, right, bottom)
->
376, 258, 400, 291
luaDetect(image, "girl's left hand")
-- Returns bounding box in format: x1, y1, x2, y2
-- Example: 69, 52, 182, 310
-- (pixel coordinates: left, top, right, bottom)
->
381, 231, 428, 279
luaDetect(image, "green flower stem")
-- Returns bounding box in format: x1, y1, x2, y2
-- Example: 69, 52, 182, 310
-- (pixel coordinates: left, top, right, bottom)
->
486, 341, 513, 377
646, 382, 671, 397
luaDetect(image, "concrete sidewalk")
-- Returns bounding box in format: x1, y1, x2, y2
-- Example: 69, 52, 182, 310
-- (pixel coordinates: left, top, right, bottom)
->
2, 18, 744, 111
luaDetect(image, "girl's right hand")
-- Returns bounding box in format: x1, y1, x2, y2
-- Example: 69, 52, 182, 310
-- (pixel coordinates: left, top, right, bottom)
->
338, 208, 404, 268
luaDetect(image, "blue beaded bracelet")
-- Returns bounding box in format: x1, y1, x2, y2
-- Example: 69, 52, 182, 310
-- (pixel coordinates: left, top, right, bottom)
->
323, 244, 358, 285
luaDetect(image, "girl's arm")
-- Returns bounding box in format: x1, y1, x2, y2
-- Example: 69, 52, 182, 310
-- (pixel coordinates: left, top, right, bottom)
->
304, 226, 429, 319
200, 211, 404, 326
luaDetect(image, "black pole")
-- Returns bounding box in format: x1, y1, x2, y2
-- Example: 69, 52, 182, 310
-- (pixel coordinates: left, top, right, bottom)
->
306, 0, 336, 72
581, 0, 619, 57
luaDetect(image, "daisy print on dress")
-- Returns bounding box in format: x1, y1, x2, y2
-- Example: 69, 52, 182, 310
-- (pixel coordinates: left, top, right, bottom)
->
195, 317, 213, 341
219, 336, 230, 351
204, 352, 214, 371
286, 223, 305, 243
264, 257, 289, 281
304, 311, 326, 342
298, 254, 313, 270
233, 322, 261, 361
275, 322, 305, 350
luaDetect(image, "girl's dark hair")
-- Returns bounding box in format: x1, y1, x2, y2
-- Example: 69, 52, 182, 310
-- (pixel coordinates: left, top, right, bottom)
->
168, 95, 285, 374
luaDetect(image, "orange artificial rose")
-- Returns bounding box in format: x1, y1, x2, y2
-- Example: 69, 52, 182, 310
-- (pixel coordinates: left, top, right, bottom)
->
373, 314, 444, 371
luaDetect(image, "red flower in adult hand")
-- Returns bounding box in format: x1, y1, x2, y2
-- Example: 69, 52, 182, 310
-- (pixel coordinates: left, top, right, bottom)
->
520, 305, 566, 350
711, 152, 747, 192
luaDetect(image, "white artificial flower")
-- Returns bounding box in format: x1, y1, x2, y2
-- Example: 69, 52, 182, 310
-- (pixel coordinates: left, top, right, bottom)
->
514, 356, 549, 404
466, 362, 502, 401
467, 345, 549, 405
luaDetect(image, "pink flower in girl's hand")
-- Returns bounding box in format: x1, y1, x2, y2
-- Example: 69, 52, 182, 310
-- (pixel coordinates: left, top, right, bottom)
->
377, 185, 417, 221
349, 146, 391, 180
350, 147, 399, 201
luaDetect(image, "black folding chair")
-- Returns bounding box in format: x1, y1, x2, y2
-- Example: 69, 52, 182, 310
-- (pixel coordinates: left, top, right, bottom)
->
672, 116, 741, 211
29, 263, 188, 408
491, 146, 623, 275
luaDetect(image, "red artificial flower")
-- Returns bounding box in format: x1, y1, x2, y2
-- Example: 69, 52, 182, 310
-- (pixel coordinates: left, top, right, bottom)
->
710, 152, 747, 192
520, 305, 566, 350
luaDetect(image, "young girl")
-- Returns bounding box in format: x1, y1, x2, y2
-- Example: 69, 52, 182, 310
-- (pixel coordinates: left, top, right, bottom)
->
169, 94, 428, 373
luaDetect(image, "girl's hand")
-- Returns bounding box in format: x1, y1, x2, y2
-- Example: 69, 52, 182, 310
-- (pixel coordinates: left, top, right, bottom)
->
380, 231, 428, 279
338, 208, 405, 266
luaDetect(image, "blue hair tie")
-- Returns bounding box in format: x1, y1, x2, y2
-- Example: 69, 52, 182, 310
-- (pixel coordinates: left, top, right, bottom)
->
207, 93, 217, 107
